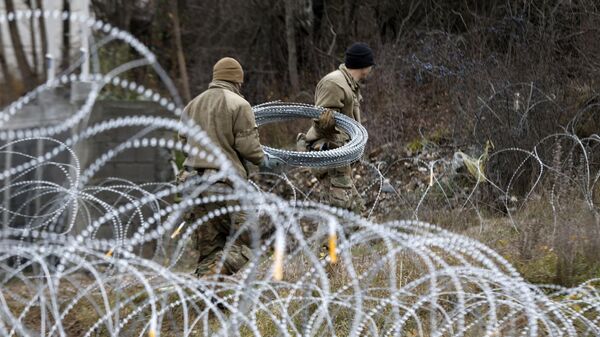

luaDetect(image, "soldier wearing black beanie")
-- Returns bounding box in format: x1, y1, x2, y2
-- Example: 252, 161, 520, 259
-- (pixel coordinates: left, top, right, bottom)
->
296, 42, 375, 215
345, 42, 375, 69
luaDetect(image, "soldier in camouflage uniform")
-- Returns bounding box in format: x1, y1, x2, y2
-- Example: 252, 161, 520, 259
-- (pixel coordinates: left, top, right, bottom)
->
177, 171, 253, 276
177, 57, 281, 277
298, 43, 375, 214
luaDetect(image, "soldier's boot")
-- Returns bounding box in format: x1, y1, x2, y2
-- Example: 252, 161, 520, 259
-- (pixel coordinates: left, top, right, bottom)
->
195, 247, 221, 278
195, 244, 252, 277
217, 244, 253, 275
194, 245, 250, 312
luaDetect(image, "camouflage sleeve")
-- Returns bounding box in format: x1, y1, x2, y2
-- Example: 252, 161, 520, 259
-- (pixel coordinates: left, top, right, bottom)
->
233, 103, 264, 165
315, 79, 345, 112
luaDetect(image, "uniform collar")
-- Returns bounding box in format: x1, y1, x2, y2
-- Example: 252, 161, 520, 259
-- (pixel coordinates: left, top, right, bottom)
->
339, 64, 360, 91
209, 80, 243, 96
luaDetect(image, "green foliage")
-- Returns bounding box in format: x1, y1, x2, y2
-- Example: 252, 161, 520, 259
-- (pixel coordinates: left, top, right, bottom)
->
406, 138, 425, 153
173, 149, 186, 170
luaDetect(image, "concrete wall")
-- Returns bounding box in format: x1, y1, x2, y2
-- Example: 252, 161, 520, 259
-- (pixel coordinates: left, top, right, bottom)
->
0, 92, 177, 244
79, 99, 176, 253
83, 100, 175, 186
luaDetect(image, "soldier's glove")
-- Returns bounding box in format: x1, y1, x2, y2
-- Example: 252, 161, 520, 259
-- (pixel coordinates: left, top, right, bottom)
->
260, 152, 286, 172
314, 109, 337, 139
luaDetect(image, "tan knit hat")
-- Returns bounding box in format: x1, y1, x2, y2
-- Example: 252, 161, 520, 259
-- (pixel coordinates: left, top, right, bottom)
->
212, 57, 244, 83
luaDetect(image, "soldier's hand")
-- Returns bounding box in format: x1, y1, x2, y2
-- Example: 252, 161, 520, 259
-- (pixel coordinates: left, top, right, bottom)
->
260, 153, 286, 172
315, 109, 337, 138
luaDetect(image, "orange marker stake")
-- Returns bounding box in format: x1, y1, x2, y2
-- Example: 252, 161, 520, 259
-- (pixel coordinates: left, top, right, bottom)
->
328, 233, 337, 264
273, 229, 284, 281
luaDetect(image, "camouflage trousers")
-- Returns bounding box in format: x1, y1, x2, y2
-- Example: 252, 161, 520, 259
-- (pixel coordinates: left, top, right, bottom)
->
177, 169, 252, 277
315, 165, 365, 214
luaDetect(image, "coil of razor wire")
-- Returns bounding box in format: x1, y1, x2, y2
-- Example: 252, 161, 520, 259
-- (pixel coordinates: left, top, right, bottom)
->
252, 102, 368, 168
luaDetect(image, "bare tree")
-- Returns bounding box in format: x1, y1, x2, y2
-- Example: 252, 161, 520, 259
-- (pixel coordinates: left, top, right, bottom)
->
61, 0, 70, 70
4, 0, 37, 90
0, 21, 15, 97
36, 0, 48, 80
284, 0, 300, 94
169, 0, 191, 102
24, 0, 39, 75
91, 0, 134, 29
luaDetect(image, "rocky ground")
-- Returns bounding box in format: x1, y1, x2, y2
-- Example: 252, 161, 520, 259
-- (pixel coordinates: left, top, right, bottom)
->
252, 138, 600, 287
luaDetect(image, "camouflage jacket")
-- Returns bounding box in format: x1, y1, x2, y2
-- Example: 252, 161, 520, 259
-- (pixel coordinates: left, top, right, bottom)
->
315, 64, 362, 123
300, 64, 363, 151
178, 80, 264, 178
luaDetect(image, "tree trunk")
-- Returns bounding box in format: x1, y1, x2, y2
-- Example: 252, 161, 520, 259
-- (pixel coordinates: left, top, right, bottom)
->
4, 0, 37, 90
61, 0, 71, 70
36, 0, 48, 80
0, 22, 15, 98
25, 0, 39, 76
169, 0, 191, 102
284, 0, 300, 94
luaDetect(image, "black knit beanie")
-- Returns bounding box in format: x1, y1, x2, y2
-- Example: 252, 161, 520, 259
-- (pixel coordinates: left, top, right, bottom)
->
344, 43, 375, 69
